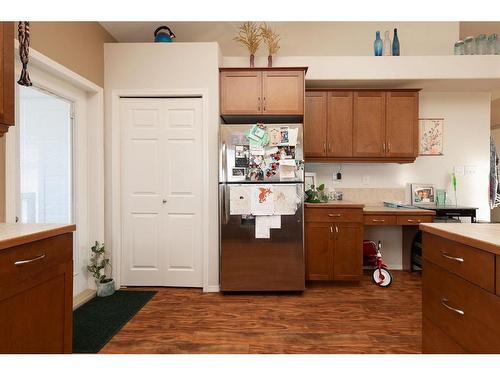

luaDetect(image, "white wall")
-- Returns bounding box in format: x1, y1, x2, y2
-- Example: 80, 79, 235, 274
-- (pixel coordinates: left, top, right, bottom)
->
307, 92, 492, 268
104, 42, 221, 291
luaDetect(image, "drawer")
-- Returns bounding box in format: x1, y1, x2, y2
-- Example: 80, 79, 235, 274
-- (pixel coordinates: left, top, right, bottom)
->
422, 260, 500, 353
305, 208, 363, 223
422, 232, 495, 292
422, 316, 467, 354
396, 215, 433, 225
363, 215, 396, 226
0, 234, 73, 286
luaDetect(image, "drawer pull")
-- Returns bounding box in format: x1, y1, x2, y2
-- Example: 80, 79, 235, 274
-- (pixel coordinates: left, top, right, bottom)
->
327, 213, 342, 217
372, 219, 385, 223
441, 252, 464, 263
14, 254, 46, 266
441, 298, 465, 316
407, 219, 422, 223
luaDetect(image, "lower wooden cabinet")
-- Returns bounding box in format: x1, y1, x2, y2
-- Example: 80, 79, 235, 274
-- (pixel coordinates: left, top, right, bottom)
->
0, 233, 73, 353
305, 208, 363, 281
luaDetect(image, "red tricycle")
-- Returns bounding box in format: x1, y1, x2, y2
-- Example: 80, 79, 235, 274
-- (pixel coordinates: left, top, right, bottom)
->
363, 240, 393, 287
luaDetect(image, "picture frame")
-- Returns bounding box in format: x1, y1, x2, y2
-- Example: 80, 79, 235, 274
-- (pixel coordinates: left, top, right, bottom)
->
419, 118, 444, 156
305, 172, 316, 191
410, 183, 436, 205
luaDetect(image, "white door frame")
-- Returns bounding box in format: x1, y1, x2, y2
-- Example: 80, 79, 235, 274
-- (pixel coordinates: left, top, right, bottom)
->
109, 89, 210, 291
5, 42, 105, 295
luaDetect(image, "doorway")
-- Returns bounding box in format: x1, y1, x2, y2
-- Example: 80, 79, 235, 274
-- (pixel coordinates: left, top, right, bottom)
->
120, 97, 204, 287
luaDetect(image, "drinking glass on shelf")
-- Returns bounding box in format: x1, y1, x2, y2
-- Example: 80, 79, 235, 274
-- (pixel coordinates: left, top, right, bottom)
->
464, 36, 475, 55
475, 34, 487, 55
454, 40, 465, 55
488, 33, 498, 54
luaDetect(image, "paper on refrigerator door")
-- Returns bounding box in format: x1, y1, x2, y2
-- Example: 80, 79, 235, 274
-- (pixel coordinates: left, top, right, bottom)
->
229, 185, 251, 215
269, 215, 281, 229
279, 165, 296, 180
255, 216, 271, 239
288, 128, 299, 146
251, 186, 274, 215
274, 185, 299, 215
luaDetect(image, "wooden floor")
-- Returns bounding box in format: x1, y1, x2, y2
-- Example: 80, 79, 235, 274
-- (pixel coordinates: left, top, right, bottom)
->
100, 271, 422, 354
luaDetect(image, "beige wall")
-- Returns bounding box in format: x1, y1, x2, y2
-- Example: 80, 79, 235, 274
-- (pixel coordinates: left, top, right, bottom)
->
27, 22, 116, 87
459, 22, 500, 39
1, 22, 114, 221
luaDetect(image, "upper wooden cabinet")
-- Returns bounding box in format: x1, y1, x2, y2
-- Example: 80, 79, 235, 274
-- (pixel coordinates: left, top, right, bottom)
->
0, 22, 15, 136
304, 92, 327, 157
304, 89, 420, 163
220, 67, 306, 118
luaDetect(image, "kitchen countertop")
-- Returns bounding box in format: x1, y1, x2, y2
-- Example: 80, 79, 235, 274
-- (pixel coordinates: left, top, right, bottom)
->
304, 201, 365, 208
420, 223, 500, 255
0, 223, 76, 250
305, 202, 435, 215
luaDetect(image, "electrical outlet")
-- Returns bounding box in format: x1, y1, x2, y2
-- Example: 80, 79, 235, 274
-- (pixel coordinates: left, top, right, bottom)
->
362, 175, 370, 185
332, 173, 341, 184
453, 165, 465, 176
464, 165, 477, 176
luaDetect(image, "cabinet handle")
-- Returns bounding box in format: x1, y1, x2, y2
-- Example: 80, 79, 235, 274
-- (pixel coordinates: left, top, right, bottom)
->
406, 219, 422, 223
382, 142, 386, 154
372, 219, 385, 223
441, 252, 464, 263
263, 97, 266, 111
328, 143, 331, 152
15, 254, 46, 266
328, 213, 342, 217
258, 97, 261, 112
441, 298, 464, 316
387, 142, 391, 153
330, 226, 333, 233
323, 143, 327, 153
335, 225, 339, 234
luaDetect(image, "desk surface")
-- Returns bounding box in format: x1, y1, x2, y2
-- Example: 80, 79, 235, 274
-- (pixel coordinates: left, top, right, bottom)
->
363, 206, 435, 215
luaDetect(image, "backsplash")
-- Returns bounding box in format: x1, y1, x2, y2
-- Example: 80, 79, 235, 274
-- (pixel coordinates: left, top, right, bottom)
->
339, 188, 406, 206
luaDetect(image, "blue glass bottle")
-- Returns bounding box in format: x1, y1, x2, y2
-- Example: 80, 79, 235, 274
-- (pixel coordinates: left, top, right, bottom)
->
392, 28, 400, 56
374, 31, 383, 56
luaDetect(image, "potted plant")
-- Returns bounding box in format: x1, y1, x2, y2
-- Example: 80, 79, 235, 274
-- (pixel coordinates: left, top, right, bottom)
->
305, 184, 328, 203
87, 241, 115, 297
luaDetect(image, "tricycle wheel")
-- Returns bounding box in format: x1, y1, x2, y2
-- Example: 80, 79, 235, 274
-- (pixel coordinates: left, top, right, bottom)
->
372, 267, 392, 287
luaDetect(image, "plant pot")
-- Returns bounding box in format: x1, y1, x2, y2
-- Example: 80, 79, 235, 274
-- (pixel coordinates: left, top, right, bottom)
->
97, 279, 115, 297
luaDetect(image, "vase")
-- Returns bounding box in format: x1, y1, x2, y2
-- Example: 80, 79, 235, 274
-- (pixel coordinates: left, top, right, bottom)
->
383, 31, 392, 56
267, 55, 273, 68
374, 31, 383, 56
249, 54, 255, 68
97, 279, 115, 297
392, 28, 400, 56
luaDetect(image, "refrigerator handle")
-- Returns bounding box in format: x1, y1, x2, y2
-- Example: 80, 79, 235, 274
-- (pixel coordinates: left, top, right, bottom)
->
221, 141, 227, 183
222, 184, 230, 225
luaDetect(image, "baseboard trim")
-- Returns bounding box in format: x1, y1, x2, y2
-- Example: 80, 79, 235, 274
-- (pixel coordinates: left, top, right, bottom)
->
203, 285, 220, 293
73, 289, 96, 310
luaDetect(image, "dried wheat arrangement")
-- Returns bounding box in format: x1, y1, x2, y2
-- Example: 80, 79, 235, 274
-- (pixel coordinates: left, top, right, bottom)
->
233, 22, 261, 67
259, 23, 280, 67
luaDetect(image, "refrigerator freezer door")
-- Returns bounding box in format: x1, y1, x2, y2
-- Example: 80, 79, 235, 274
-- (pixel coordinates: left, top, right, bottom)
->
219, 124, 304, 183
219, 183, 305, 291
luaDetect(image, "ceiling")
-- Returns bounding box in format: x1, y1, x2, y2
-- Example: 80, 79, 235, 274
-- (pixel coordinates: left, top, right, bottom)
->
99, 21, 459, 56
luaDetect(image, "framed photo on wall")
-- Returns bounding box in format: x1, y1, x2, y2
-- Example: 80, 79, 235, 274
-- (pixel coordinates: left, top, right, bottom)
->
410, 183, 436, 205
419, 118, 444, 156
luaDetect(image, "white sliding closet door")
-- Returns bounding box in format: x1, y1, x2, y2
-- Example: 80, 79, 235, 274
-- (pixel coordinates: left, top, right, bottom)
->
120, 98, 203, 287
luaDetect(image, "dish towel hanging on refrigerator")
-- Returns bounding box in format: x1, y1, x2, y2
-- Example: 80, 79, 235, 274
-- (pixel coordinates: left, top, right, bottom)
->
490, 136, 500, 209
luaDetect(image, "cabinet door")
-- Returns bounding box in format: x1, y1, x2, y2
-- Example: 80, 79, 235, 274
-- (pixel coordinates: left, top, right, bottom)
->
305, 222, 334, 280
304, 92, 327, 158
220, 71, 262, 115
353, 91, 386, 157
333, 223, 362, 281
386, 91, 418, 158
262, 70, 304, 115
327, 91, 353, 157
0, 22, 15, 133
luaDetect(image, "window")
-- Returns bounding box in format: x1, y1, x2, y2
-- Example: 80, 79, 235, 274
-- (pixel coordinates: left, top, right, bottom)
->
19, 85, 74, 224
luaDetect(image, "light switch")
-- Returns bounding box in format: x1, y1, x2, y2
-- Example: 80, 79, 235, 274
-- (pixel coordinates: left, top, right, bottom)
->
465, 165, 477, 176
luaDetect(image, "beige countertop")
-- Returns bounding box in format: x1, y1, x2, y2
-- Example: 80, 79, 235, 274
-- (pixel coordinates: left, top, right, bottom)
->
420, 223, 500, 255
304, 201, 365, 209
305, 202, 435, 215
0, 223, 76, 250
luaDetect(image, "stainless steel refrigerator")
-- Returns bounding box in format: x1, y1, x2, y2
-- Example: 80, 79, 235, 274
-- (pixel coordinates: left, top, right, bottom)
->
219, 124, 305, 291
